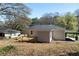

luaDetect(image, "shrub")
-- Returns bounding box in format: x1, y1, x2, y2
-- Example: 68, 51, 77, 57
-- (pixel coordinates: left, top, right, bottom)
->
26, 37, 43, 43
0, 45, 16, 54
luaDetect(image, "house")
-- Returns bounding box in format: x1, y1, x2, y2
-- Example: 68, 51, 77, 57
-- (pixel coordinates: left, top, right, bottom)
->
28, 25, 65, 43
0, 29, 21, 39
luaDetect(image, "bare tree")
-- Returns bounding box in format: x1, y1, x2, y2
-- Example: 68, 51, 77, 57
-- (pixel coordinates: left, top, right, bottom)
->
39, 13, 54, 25
0, 3, 31, 17
39, 12, 59, 25
0, 3, 32, 31
75, 9, 79, 32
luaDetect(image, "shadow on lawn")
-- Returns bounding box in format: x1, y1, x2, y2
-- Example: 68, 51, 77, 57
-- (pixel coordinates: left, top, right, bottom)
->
25, 39, 42, 43
68, 52, 79, 56
16, 39, 43, 43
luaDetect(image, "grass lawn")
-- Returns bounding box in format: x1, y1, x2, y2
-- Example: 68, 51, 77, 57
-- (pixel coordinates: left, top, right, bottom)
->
0, 38, 79, 56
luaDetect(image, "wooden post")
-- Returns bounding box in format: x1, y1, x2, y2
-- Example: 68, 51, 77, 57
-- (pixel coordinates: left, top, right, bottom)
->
65, 33, 67, 37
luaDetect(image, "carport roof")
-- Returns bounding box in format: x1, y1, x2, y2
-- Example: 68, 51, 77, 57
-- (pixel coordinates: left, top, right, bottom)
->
29, 25, 65, 31
65, 30, 79, 34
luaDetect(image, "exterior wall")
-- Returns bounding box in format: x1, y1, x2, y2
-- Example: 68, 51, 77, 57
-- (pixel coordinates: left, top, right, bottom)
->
5, 33, 20, 39
5, 34, 10, 39
37, 31, 50, 43
53, 29, 65, 40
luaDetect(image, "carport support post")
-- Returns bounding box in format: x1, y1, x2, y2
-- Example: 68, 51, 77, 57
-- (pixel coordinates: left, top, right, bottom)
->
75, 33, 78, 41
65, 33, 67, 37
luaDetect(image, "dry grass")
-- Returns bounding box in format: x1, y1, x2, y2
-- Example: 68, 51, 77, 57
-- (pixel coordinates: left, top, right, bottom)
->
0, 37, 79, 56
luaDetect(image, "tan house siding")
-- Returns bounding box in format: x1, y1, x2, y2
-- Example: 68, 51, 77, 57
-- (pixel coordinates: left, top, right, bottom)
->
28, 29, 65, 42
37, 31, 50, 42
53, 29, 65, 40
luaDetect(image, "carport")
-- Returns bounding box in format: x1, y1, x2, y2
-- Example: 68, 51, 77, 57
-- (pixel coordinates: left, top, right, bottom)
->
65, 31, 79, 40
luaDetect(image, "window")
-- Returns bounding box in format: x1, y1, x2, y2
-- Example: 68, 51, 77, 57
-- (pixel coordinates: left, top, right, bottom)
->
30, 31, 33, 35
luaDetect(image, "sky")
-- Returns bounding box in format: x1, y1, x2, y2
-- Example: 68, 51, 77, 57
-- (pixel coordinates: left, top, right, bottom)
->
27, 3, 79, 18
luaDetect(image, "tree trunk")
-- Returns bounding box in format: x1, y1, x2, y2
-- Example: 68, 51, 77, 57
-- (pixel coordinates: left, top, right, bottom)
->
77, 16, 79, 32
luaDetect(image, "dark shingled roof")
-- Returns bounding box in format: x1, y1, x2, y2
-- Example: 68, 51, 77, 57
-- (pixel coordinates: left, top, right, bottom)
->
29, 25, 65, 31
0, 28, 20, 34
